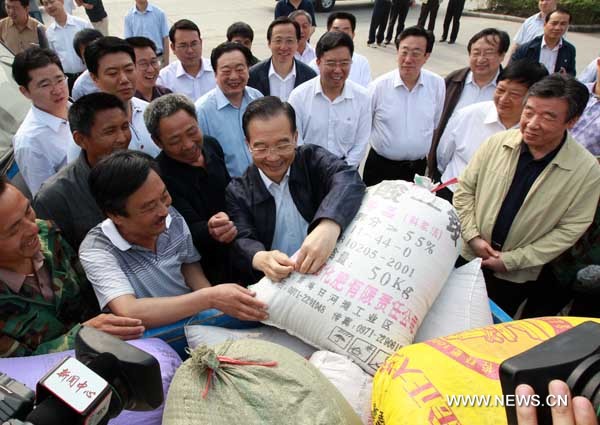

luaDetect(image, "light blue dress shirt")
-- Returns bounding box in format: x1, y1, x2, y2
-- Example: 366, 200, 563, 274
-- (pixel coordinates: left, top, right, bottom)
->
258, 169, 309, 257
195, 86, 263, 177
123, 3, 169, 55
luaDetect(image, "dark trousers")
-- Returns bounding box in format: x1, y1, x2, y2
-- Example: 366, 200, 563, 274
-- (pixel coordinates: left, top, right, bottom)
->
417, 0, 440, 32
442, 0, 466, 41
385, 0, 411, 43
363, 149, 427, 186
456, 256, 569, 318
368, 0, 392, 44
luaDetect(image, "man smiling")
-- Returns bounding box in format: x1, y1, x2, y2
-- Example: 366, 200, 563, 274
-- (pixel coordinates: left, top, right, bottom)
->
127, 36, 172, 102
196, 42, 262, 177
226, 96, 365, 285
85, 36, 160, 157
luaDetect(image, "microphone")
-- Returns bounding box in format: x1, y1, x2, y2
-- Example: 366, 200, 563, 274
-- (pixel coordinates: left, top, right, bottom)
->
26, 353, 120, 425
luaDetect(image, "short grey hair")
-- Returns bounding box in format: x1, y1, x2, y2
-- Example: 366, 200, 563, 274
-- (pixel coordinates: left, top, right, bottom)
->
144, 93, 197, 142
288, 9, 312, 26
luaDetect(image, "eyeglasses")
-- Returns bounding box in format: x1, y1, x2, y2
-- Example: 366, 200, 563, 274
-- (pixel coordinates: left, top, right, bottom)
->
35, 75, 67, 90
470, 50, 499, 59
175, 41, 201, 50
323, 60, 352, 69
137, 58, 160, 70
249, 143, 295, 158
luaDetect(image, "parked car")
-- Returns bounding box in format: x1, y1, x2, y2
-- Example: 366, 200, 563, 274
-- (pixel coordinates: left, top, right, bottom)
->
0, 41, 33, 198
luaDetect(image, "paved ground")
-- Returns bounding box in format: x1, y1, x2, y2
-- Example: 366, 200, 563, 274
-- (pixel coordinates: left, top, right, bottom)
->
59, 0, 599, 78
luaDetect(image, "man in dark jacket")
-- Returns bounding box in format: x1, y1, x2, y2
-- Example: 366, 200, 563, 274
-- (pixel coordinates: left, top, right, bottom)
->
427, 28, 509, 179
510, 7, 575, 76
226, 96, 365, 286
145, 93, 237, 284
248, 17, 316, 100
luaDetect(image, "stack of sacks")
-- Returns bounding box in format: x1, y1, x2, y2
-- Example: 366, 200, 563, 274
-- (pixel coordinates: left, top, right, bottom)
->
162, 339, 362, 425
251, 180, 463, 375
371, 317, 600, 425
0, 338, 181, 425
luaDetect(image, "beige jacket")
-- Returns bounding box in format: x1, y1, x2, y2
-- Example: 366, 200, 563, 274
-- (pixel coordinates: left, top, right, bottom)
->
454, 129, 600, 283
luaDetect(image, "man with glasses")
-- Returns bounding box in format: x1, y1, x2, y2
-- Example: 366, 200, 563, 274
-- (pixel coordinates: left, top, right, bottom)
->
427, 28, 509, 180
226, 96, 365, 285
11, 47, 80, 195
289, 31, 371, 168
196, 42, 262, 177
364, 26, 444, 186
248, 17, 316, 101
127, 36, 172, 102
157, 19, 215, 102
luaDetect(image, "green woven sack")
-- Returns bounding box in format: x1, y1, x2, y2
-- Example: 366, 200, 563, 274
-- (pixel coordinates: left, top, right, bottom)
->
162, 339, 363, 425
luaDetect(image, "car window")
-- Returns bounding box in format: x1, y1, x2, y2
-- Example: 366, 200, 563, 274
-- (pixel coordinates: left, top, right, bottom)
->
0, 42, 31, 160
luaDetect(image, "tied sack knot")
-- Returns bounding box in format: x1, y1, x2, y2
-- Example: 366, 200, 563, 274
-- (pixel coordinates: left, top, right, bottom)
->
189, 345, 221, 372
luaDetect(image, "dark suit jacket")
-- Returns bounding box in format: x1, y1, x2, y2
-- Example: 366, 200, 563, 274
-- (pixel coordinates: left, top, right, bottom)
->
225, 144, 366, 285
511, 35, 576, 76
157, 137, 233, 283
427, 66, 470, 179
248, 58, 317, 96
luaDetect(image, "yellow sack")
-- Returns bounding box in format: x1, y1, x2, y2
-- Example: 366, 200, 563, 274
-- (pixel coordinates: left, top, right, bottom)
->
372, 317, 600, 425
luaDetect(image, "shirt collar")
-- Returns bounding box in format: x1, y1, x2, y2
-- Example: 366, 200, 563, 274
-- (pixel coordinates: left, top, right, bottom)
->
541, 36, 563, 50
394, 69, 424, 89
214, 85, 251, 110
465, 69, 499, 89
484, 103, 503, 126
31, 105, 68, 133
8, 17, 38, 31
268, 60, 296, 81
314, 78, 354, 101
134, 3, 154, 13
0, 251, 45, 293
101, 214, 173, 251
258, 167, 291, 190
175, 59, 213, 78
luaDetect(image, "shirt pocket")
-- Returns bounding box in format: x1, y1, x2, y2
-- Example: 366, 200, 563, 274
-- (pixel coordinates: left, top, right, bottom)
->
332, 115, 358, 156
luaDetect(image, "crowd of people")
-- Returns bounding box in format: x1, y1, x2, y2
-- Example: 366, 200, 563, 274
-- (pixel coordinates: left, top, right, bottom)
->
0, 0, 599, 377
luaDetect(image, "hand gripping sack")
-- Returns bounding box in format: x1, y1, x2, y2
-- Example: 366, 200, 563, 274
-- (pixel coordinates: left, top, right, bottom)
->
251, 180, 462, 374
162, 339, 362, 425
371, 317, 600, 425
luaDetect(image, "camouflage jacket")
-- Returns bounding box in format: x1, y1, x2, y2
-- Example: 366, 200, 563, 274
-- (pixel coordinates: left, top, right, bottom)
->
0, 220, 99, 357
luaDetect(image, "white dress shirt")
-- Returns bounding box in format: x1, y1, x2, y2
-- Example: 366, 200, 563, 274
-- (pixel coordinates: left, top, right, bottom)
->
288, 77, 371, 167
46, 14, 92, 74
578, 58, 598, 84
539, 37, 562, 74
309, 52, 372, 88
295, 42, 316, 64
452, 69, 499, 114
513, 12, 545, 46
369, 68, 445, 161
71, 70, 99, 100
157, 59, 216, 101
268, 61, 296, 101
129, 97, 161, 157
13, 106, 79, 195
258, 169, 308, 257
437, 100, 515, 191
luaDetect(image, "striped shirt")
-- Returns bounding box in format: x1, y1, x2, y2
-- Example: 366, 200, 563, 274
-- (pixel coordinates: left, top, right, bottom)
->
79, 207, 201, 309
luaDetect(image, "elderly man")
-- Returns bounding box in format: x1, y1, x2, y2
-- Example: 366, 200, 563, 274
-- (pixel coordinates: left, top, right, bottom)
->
0, 177, 144, 357
365, 26, 445, 186
0, 0, 47, 54
196, 42, 262, 177
79, 151, 268, 328
226, 96, 365, 285
34, 93, 131, 250
157, 19, 216, 102
85, 36, 161, 157
248, 17, 316, 101
453, 74, 600, 317
427, 28, 510, 179
435, 60, 548, 201
146, 94, 236, 283
309, 12, 372, 88
127, 36, 172, 102
290, 10, 315, 65
289, 31, 371, 167
511, 7, 576, 76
